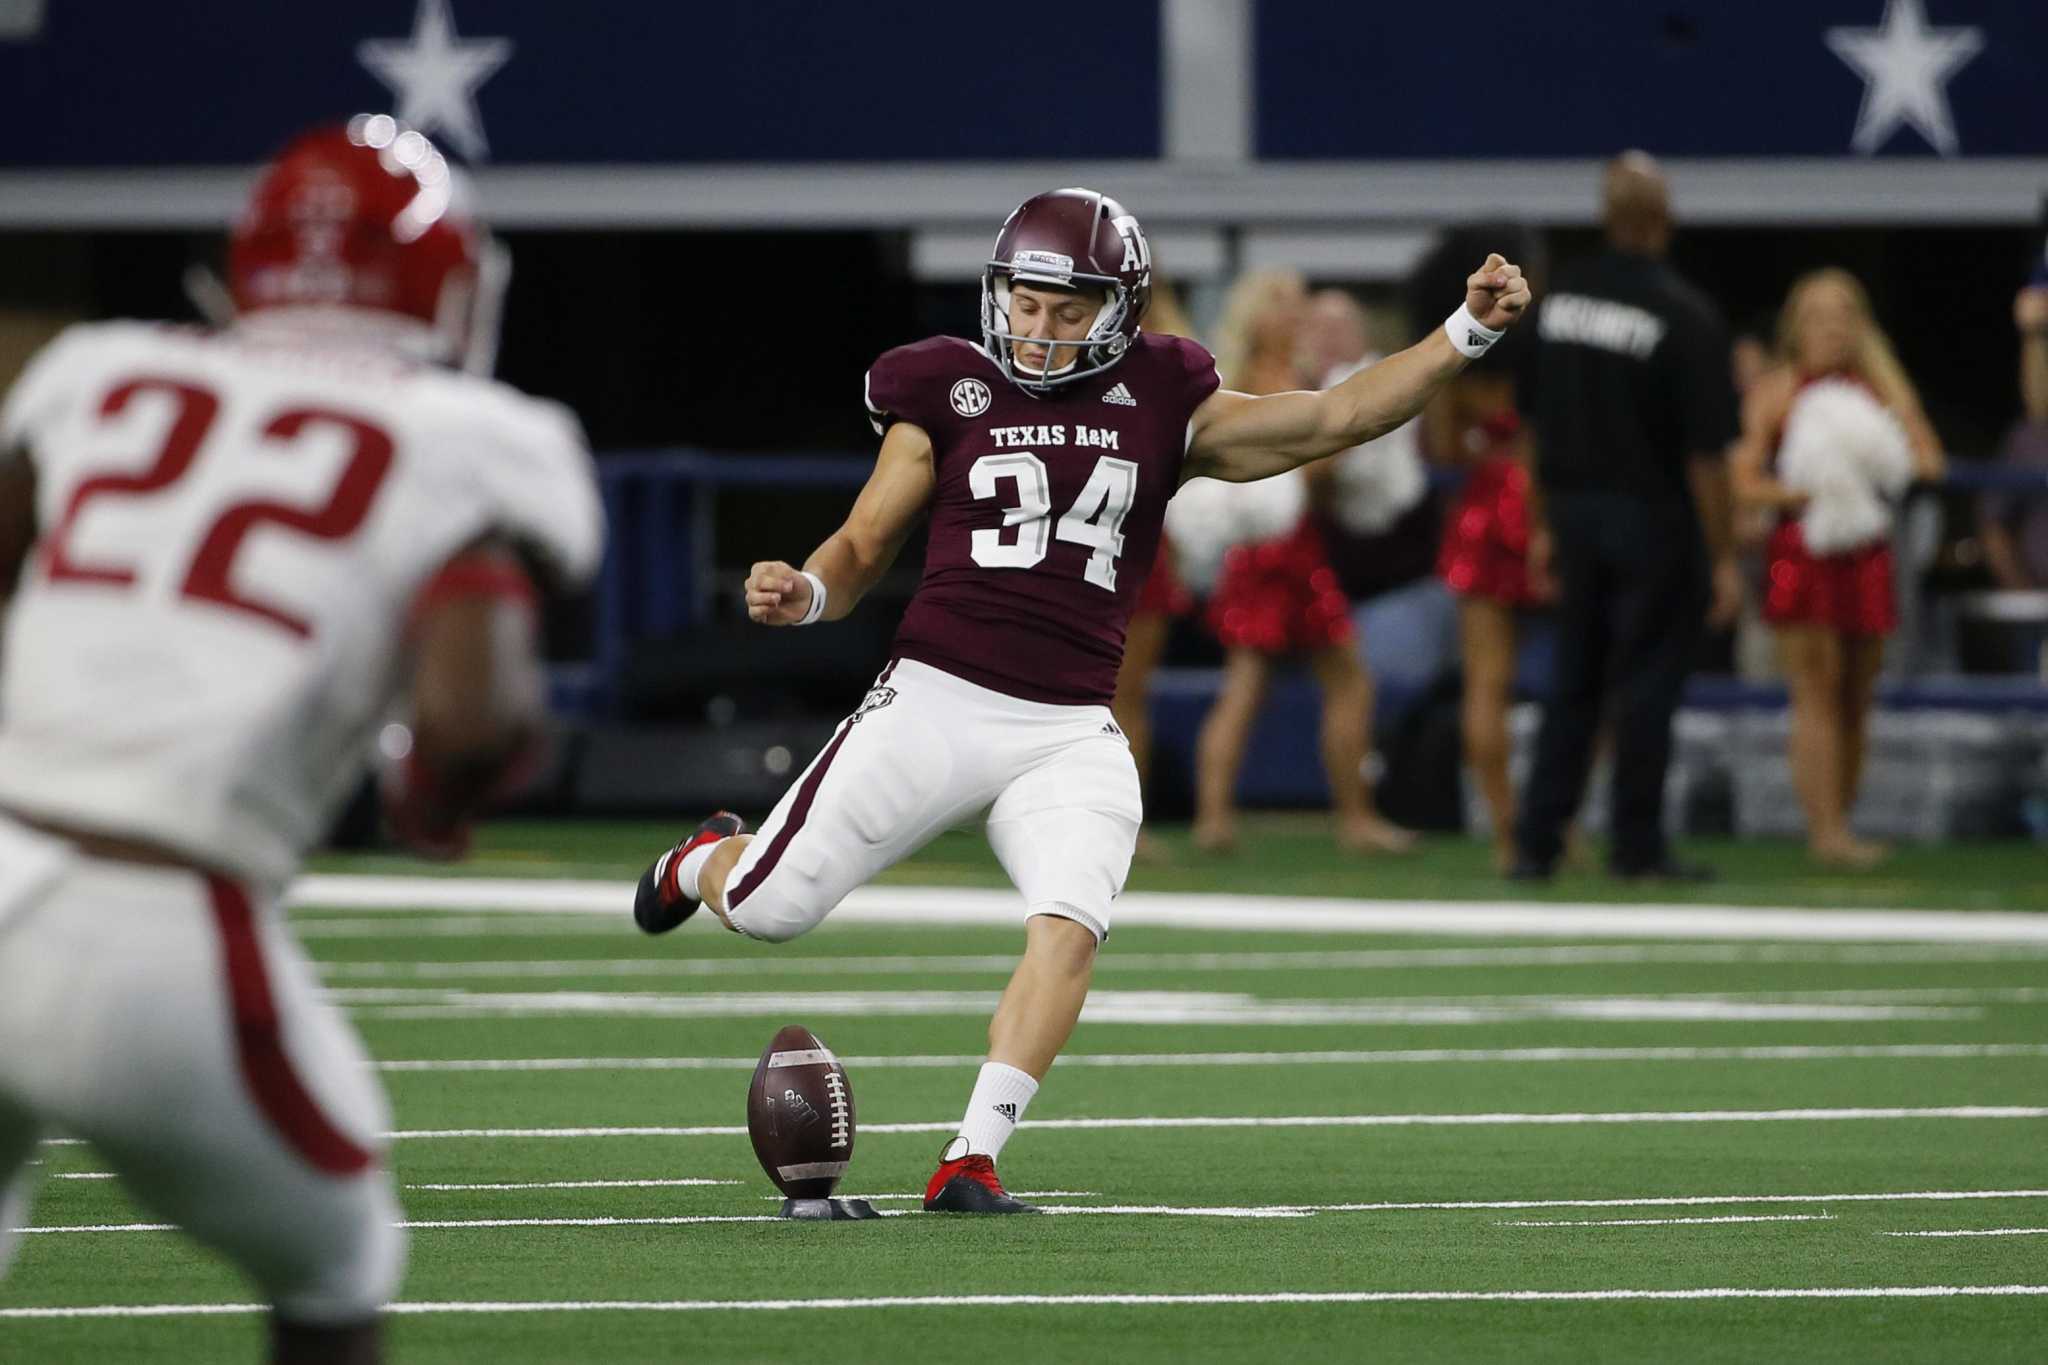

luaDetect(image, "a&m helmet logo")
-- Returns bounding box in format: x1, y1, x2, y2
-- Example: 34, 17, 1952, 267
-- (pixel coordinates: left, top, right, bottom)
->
950, 377, 992, 417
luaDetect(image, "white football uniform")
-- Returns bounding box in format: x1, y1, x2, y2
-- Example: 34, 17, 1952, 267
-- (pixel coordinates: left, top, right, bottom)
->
0, 321, 602, 1320
723, 658, 1143, 944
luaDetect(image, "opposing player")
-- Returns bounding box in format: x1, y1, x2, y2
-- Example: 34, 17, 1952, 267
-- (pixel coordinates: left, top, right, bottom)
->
0, 117, 602, 1363
633, 188, 1528, 1212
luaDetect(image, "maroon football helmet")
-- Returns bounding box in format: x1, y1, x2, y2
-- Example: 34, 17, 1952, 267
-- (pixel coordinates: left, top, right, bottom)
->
229, 114, 507, 373
981, 187, 1153, 393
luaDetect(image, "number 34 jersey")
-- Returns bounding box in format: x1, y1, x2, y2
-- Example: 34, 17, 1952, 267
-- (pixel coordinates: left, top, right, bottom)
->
0, 321, 604, 889
864, 332, 1220, 706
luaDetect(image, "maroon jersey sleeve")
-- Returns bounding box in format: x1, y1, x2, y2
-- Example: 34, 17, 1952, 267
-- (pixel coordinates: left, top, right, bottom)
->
864, 337, 980, 439
1162, 333, 1222, 419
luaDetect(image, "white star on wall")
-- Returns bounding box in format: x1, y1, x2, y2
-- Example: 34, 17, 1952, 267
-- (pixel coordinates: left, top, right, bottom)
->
1824, 0, 1983, 157
357, 0, 512, 162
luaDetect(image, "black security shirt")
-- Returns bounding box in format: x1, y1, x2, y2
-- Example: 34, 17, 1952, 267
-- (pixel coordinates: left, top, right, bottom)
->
1520, 248, 1737, 504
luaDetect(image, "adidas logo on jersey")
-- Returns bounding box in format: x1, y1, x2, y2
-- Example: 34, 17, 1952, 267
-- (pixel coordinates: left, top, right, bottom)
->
993, 1102, 1019, 1123
1100, 382, 1137, 406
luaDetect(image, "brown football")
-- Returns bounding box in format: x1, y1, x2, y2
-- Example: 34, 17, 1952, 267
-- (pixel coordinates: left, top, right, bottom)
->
746, 1024, 855, 1199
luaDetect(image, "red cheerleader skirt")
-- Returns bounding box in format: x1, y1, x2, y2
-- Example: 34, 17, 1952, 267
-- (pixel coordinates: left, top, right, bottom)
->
1134, 538, 1193, 617
1437, 454, 1543, 607
1761, 520, 1896, 636
1206, 518, 1354, 654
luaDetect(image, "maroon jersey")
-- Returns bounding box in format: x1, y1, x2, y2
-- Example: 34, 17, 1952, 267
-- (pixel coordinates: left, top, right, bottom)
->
865, 332, 1220, 705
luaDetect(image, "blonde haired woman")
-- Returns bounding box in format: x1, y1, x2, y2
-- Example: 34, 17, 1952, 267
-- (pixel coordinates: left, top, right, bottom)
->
1190, 267, 1415, 854
1730, 269, 1943, 866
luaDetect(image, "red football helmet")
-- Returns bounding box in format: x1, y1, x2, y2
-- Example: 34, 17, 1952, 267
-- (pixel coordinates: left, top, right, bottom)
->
229, 114, 507, 373
981, 187, 1153, 393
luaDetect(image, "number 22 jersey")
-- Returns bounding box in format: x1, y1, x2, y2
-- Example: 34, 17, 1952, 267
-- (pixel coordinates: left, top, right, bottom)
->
0, 321, 604, 890
863, 332, 1219, 706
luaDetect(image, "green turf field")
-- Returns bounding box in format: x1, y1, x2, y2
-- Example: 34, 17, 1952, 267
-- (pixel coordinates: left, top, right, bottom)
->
6, 820, 2048, 1362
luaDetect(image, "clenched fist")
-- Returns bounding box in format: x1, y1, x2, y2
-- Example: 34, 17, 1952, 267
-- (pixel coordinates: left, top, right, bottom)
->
1466, 254, 1533, 333
746, 560, 815, 626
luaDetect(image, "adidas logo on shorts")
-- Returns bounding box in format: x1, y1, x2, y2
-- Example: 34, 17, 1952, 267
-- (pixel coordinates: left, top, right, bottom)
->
1101, 382, 1137, 407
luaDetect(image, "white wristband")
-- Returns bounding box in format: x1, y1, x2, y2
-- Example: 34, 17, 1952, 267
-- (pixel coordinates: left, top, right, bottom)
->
795, 571, 828, 626
1444, 304, 1505, 360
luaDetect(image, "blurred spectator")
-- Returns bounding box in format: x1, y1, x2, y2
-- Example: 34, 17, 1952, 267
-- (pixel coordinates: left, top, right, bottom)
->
1731, 330, 1774, 397
1111, 279, 1201, 858
1979, 284, 2048, 590
1193, 269, 1415, 855
1304, 289, 1454, 802
1434, 378, 1554, 871
1512, 152, 1738, 883
1730, 268, 1944, 867
1307, 290, 1455, 688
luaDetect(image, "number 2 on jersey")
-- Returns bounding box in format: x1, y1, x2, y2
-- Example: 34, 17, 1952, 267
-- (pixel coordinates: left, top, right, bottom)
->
967, 452, 1138, 591
39, 376, 395, 639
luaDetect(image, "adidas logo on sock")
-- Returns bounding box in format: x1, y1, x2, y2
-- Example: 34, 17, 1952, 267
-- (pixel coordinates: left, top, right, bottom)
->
1101, 382, 1137, 406
993, 1102, 1019, 1123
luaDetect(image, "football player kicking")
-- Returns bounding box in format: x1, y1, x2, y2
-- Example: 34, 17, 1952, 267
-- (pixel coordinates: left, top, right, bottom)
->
635, 188, 1529, 1213
0, 118, 602, 1363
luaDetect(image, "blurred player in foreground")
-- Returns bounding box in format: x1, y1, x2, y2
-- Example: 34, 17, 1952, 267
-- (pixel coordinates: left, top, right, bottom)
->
0, 117, 602, 1363
634, 187, 1528, 1213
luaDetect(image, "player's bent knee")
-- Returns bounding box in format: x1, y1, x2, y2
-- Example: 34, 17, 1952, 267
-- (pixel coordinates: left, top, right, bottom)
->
268, 1186, 407, 1325
726, 884, 836, 944
1027, 903, 1108, 950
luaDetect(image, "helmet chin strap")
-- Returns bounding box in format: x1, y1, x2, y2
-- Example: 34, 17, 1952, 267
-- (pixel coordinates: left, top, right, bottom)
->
1012, 347, 1081, 379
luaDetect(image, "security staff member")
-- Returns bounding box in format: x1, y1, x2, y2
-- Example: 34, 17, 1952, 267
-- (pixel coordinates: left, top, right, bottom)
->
1512, 151, 1739, 881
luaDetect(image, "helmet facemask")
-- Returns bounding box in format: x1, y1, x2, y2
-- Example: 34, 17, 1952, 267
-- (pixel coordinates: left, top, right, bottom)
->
981, 266, 1136, 394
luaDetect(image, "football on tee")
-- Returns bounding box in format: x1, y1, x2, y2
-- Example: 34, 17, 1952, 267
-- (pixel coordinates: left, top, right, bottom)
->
746, 1025, 855, 1198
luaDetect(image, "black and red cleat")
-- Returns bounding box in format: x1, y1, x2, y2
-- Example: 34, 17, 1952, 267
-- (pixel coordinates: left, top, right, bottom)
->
922, 1147, 1039, 1214
633, 811, 745, 935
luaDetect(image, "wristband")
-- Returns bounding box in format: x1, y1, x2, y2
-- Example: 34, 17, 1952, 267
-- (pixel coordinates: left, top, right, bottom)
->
795, 571, 828, 625
1444, 303, 1505, 360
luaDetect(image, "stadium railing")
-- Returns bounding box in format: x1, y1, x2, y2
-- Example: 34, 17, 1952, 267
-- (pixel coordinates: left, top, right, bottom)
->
560, 450, 2048, 716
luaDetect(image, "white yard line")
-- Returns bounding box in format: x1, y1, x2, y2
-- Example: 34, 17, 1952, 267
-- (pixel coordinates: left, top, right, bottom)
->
790, 1191, 1100, 1202
404, 1179, 740, 1191
372, 1043, 2048, 1074
1500, 1214, 1834, 1228
312, 943, 2048, 978
297, 917, 632, 939
21, 1193, 2048, 1238
383, 1107, 2048, 1140
1882, 1228, 2048, 1238
285, 876, 2048, 943
48, 1172, 116, 1181
9, 1285, 2048, 1320
336, 986, 1978, 1025
1301, 1189, 2048, 1213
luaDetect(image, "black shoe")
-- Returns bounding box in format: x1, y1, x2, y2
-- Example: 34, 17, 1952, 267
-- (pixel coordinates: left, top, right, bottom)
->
922, 1152, 1040, 1214
1610, 857, 1715, 884
1506, 856, 1555, 883
633, 811, 745, 934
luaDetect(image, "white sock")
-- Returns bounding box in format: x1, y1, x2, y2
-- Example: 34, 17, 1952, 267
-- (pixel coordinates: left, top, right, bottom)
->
669, 839, 724, 904
954, 1062, 1039, 1162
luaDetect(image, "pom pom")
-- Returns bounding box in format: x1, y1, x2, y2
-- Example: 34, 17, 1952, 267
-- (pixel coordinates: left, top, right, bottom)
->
1164, 469, 1306, 593
1779, 379, 1912, 555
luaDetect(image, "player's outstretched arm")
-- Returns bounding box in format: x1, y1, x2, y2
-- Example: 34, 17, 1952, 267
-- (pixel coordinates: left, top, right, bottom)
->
746, 420, 936, 626
0, 446, 33, 604
1184, 255, 1531, 484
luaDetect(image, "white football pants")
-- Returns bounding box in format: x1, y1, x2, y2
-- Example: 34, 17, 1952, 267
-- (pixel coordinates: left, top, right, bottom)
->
0, 820, 404, 1322
724, 658, 1143, 943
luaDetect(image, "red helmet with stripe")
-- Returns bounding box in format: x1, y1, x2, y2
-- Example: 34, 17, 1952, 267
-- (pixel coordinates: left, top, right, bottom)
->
981, 187, 1153, 393
229, 115, 505, 372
